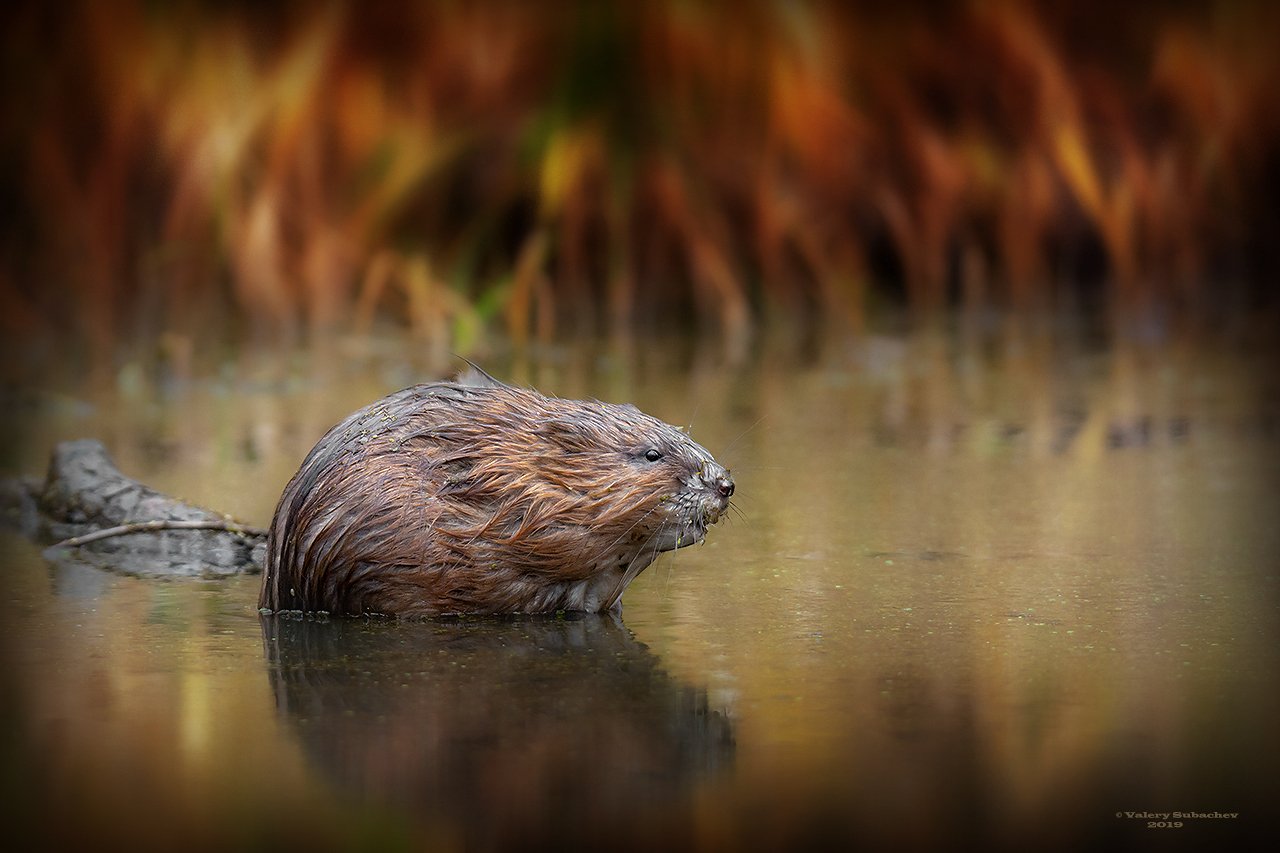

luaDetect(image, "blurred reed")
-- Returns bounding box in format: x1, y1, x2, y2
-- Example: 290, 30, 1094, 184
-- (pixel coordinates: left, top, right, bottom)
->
2, 0, 1276, 368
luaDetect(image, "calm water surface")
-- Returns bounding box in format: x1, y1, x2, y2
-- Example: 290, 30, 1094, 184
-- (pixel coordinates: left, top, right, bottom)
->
2, 332, 1277, 850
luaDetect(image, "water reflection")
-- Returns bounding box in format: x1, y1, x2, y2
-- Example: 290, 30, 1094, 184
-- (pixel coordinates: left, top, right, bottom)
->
261, 613, 734, 847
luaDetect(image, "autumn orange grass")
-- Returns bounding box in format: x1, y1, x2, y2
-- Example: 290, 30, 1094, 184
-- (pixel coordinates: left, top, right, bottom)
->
2, 0, 1275, 370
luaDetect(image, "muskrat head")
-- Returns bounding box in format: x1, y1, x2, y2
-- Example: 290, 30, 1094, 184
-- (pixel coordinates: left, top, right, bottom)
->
502, 390, 735, 558
601, 408, 735, 553
428, 375, 736, 595
620, 420, 735, 553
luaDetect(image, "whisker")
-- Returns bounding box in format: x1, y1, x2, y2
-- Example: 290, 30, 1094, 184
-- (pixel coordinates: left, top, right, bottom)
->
661, 523, 677, 600
645, 517, 672, 595
685, 393, 703, 437
599, 502, 663, 557
609, 514, 670, 606
721, 414, 766, 458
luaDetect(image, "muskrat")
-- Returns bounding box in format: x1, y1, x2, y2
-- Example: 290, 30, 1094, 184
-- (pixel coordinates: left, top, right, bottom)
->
259, 368, 735, 616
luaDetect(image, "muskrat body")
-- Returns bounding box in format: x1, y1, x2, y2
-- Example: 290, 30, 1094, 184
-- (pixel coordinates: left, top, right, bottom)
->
259, 369, 734, 616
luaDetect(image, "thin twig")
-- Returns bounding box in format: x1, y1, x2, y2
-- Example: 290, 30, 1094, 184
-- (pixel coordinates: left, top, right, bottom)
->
50, 519, 268, 549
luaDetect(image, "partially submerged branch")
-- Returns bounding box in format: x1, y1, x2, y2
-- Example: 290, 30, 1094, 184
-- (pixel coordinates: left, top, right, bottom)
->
8, 439, 268, 578
50, 519, 268, 550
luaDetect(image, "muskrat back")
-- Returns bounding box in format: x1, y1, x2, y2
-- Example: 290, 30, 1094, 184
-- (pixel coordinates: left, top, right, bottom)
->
259, 369, 735, 616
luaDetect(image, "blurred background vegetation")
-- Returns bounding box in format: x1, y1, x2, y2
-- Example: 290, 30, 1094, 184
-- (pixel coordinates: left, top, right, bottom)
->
2, 0, 1277, 378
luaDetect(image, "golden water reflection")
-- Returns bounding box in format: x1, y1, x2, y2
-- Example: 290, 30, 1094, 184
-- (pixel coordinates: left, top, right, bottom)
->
2, 331, 1277, 849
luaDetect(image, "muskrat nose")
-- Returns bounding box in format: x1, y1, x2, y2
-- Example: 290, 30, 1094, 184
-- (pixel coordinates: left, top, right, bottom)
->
700, 464, 734, 500
716, 476, 734, 499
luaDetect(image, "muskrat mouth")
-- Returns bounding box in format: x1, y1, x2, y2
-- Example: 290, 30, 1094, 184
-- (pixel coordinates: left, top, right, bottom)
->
655, 496, 728, 552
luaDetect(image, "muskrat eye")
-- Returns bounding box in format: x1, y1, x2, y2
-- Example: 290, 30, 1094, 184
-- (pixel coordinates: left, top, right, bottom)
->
644, 448, 663, 462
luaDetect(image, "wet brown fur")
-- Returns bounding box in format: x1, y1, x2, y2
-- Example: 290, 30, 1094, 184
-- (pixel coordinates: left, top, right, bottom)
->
259, 369, 734, 616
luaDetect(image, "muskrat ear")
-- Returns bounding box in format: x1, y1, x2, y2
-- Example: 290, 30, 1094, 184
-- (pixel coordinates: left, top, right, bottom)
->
454, 358, 507, 390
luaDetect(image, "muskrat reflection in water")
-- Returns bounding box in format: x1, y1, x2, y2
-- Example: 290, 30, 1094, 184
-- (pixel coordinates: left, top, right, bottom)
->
261, 614, 735, 846
259, 367, 735, 616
